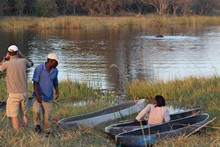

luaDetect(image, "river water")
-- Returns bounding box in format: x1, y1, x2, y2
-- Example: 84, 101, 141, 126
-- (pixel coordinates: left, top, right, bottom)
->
0, 25, 220, 95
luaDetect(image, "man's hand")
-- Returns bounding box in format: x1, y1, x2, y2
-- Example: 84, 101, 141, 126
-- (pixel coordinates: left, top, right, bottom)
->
36, 95, 42, 103
54, 91, 59, 100
0, 53, 10, 66
5, 52, 10, 59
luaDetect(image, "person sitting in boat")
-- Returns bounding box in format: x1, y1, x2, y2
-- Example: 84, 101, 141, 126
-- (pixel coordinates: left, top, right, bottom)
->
135, 95, 170, 125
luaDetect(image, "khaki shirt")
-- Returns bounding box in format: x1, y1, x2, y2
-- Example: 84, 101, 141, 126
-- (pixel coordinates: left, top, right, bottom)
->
0, 56, 33, 93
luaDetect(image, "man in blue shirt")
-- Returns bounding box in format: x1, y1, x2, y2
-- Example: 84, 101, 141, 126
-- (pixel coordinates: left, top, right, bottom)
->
32, 53, 59, 137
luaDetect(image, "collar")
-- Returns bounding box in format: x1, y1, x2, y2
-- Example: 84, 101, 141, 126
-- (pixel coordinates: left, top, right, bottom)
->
9, 55, 18, 60
43, 63, 56, 73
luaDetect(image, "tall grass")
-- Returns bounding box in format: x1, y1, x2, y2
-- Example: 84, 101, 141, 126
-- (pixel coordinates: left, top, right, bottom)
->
58, 80, 103, 102
125, 75, 220, 146
1, 76, 220, 146
0, 79, 104, 102
1, 16, 220, 31
0, 98, 119, 146
0, 77, 7, 101
126, 75, 220, 110
125, 76, 220, 146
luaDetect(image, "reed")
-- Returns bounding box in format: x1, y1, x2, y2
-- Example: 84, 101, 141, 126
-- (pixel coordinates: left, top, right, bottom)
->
1, 16, 220, 31
0, 79, 103, 102
58, 80, 103, 102
0, 76, 220, 146
0, 77, 7, 101
126, 76, 220, 109
125, 75, 220, 146
0, 98, 119, 146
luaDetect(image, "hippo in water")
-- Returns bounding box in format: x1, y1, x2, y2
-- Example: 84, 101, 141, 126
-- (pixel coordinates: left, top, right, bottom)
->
156, 35, 164, 38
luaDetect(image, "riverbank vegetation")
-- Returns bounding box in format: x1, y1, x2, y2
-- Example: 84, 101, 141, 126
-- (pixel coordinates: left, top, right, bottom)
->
0, 76, 219, 146
0, 79, 104, 102
126, 76, 220, 123
0, 2, 220, 144
0, 0, 220, 17
1, 16, 220, 31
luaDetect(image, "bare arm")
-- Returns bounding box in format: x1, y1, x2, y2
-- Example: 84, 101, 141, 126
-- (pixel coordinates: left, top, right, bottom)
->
136, 104, 151, 121
34, 81, 42, 103
164, 109, 170, 122
54, 83, 59, 99
0, 58, 6, 66
0, 52, 10, 66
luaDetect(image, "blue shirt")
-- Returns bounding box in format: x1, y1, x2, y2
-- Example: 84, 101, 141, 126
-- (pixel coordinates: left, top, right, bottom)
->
32, 63, 58, 102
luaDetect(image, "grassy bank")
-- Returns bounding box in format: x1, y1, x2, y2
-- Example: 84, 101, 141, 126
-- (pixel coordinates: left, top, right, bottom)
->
0, 79, 104, 102
126, 76, 220, 146
1, 16, 220, 31
0, 76, 220, 146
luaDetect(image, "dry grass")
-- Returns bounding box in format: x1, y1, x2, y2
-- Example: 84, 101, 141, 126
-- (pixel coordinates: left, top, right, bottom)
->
0, 75, 220, 146
1, 16, 220, 31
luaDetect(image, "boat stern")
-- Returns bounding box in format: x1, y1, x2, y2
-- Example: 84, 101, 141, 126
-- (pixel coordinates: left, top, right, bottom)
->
115, 134, 157, 147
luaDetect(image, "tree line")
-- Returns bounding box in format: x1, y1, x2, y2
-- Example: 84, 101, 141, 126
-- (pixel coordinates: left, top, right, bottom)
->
0, 0, 220, 17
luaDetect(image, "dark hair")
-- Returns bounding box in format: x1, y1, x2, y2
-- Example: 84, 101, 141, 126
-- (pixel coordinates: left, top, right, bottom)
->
155, 95, 165, 107
8, 51, 18, 56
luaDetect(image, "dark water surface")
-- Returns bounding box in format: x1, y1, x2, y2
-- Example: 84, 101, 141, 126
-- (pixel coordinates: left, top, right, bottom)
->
0, 26, 220, 95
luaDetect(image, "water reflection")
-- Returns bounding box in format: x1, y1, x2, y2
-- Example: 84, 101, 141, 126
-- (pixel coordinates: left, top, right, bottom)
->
0, 26, 220, 96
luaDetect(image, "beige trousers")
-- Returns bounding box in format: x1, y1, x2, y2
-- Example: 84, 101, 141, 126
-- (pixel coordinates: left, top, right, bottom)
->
33, 100, 52, 133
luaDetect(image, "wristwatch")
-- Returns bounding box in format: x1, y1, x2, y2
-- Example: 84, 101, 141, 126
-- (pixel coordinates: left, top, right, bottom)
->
3, 57, 8, 60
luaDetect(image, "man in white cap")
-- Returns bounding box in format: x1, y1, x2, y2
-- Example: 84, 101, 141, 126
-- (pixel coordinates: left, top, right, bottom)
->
32, 53, 59, 137
0, 45, 34, 130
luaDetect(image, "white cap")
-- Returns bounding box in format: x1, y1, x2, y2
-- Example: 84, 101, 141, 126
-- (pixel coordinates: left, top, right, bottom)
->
8, 45, 19, 52
47, 53, 59, 62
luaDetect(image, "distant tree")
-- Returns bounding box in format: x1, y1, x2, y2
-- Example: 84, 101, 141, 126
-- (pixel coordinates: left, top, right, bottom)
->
35, 0, 57, 17
194, 0, 216, 15
55, 0, 67, 15
0, 0, 7, 16
0, 0, 219, 17
4, 0, 15, 15
180, 0, 194, 16
23, 0, 37, 15
48, 0, 58, 16
65, 0, 82, 15
127, 0, 144, 16
96, 1, 107, 15
81, 0, 99, 15
79, 0, 124, 16
212, 0, 220, 15
144, 0, 170, 15
14, 0, 26, 16
35, 0, 48, 16
169, 0, 181, 16
120, 0, 132, 14
105, 0, 124, 16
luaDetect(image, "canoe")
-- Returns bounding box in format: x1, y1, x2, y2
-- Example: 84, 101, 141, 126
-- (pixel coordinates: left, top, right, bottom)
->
58, 99, 145, 128
0, 101, 6, 110
105, 108, 202, 138
115, 113, 209, 147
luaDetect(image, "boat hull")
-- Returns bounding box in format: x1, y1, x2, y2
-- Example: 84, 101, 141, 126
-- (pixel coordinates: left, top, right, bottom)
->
115, 113, 209, 147
58, 99, 145, 128
105, 108, 202, 137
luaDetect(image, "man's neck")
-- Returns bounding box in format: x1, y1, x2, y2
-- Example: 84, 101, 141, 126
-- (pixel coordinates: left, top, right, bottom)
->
45, 62, 52, 72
